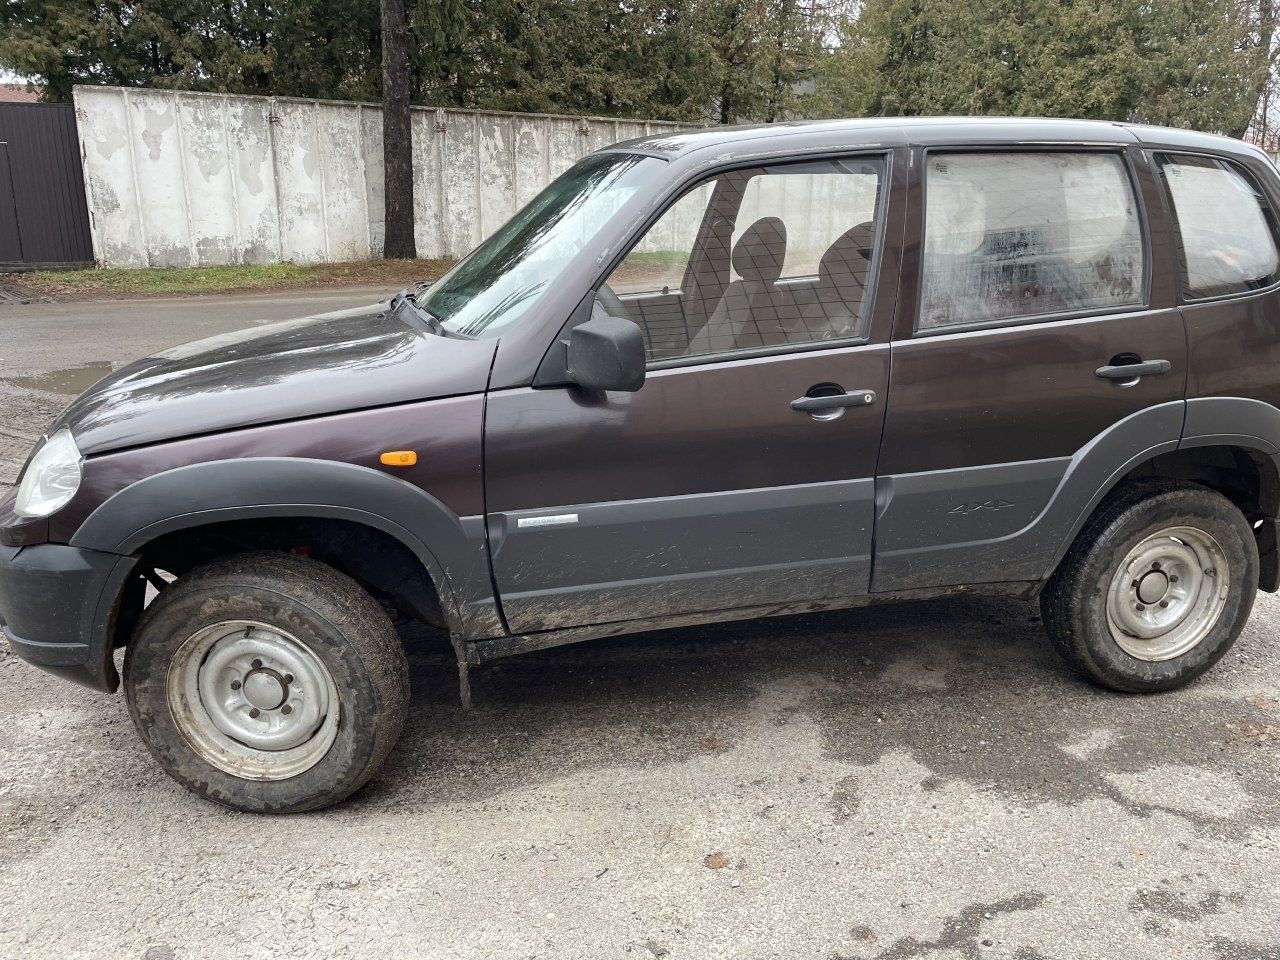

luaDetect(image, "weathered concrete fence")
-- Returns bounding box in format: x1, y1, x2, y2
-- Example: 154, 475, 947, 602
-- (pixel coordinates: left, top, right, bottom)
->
72, 86, 694, 269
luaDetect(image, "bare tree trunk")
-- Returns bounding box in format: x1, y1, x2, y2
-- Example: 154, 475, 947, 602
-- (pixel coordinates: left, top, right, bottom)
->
381, 0, 416, 259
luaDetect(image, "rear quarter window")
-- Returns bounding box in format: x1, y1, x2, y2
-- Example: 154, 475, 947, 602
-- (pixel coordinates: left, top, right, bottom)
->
919, 151, 1146, 331
1157, 154, 1280, 300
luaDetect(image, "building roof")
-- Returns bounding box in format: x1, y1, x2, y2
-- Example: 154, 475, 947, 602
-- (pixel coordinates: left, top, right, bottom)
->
610, 115, 1263, 164
0, 85, 41, 103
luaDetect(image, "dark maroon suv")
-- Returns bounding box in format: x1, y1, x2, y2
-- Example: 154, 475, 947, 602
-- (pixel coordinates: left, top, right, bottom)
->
3, 117, 1280, 812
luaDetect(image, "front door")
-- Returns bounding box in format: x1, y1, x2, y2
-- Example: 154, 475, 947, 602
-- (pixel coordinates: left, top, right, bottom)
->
873, 146, 1187, 592
485, 151, 904, 633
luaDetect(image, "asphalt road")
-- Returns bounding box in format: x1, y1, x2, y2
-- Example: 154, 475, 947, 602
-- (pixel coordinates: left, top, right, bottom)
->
0, 286, 397, 484
0, 290, 1278, 960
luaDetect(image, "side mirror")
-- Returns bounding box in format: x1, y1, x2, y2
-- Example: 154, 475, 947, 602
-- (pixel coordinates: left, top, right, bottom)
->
566, 314, 646, 392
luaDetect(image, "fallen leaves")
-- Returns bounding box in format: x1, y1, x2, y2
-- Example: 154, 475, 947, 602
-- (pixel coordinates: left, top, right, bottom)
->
703, 851, 729, 870
1225, 720, 1280, 746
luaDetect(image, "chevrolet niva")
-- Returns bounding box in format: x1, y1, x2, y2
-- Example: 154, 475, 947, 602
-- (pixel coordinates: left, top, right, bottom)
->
4, 117, 1280, 812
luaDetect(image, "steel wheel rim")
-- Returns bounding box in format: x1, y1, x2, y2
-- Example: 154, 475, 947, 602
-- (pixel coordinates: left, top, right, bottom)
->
1105, 525, 1230, 662
167, 620, 340, 781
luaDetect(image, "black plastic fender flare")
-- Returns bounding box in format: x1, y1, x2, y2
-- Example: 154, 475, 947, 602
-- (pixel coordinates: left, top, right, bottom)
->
70, 457, 504, 641
1043, 396, 1280, 581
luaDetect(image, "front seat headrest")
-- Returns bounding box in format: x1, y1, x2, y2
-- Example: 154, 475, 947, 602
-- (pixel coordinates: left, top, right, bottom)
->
818, 221, 876, 298
732, 217, 788, 285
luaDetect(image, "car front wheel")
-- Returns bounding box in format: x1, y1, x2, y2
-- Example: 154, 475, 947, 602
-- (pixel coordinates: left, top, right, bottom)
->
1042, 481, 1258, 693
124, 552, 409, 813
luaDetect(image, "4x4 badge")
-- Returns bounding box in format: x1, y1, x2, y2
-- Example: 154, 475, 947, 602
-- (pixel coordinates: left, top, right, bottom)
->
949, 499, 1015, 515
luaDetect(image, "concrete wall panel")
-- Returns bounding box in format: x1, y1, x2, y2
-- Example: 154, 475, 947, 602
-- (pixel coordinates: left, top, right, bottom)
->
74, 87, 694, 267
408, 110, 439, 259
227, 96, 282, 264
74, 87, 146, 268
272, 99, 327, 263
129, 91, 190, 267
477, 113, 516, 239
442, 110, 480, 255
176, 93, 237, 266
316, 102, 370, 261
513, 117, 549, 209
362, 107, 386, 259
547, 117, 583, 181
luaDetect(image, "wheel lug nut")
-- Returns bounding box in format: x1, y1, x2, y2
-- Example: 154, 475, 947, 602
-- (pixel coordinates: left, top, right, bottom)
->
252, 658, 263, 669
230, 680, 241, 690
249, 708, 261, 719
281, 704, 293, 715
1131, 579, 1140, 588
1169, 575, 1179, 583
1151, 561, 1161, 570
284, 674, 294, 684
1159, 600, 1169, 608
1135, 603, 1145, 612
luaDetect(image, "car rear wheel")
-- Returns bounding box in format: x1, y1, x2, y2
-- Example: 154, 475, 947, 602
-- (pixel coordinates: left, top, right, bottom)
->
1041, 481, 1258, 692
124, 552, 409, 813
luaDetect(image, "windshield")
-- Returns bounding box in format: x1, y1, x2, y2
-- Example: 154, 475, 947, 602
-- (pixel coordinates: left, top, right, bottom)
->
422, 152, 665, 338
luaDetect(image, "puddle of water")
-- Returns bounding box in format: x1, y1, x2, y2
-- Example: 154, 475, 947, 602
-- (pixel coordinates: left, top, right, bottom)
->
0, 361, 116, 395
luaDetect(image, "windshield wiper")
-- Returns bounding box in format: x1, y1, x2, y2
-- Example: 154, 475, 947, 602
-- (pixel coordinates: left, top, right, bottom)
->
386, 287, 466, 339
388, 289, 440, 332
385, 284, 476, 339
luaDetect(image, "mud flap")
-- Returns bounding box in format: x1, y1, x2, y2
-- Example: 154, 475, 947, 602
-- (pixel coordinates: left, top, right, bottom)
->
454, 637, 473, 710
1257, 517, 1279, 593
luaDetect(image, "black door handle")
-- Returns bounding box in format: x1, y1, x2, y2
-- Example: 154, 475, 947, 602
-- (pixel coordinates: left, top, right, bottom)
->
1095, 359, 1171, 381
790, 389, 878, 412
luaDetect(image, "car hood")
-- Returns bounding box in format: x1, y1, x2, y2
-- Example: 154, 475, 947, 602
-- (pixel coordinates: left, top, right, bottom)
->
50, 302, 498, 456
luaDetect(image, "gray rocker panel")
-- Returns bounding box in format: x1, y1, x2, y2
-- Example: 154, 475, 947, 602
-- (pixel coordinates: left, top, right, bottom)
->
70, 457, 504, 640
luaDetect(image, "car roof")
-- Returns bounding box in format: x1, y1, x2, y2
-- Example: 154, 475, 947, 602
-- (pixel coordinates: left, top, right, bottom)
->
608, 115, 1266, 163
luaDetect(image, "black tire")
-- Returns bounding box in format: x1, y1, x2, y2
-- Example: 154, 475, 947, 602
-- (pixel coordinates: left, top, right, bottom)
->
124, 552, 409, 813
1042, 481, 1258, 693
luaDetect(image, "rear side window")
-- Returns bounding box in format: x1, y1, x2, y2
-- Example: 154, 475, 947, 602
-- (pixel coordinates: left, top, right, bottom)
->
1157, 154, 1280, 299
919, 152, 1145, 331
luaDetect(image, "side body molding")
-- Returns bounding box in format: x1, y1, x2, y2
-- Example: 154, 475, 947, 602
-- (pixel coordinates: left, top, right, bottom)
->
70, 458, 503, 640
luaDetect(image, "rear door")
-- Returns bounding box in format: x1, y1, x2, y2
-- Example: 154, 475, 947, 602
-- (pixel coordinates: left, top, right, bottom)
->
485, 150, 906, 633
874, 146, 1188, 592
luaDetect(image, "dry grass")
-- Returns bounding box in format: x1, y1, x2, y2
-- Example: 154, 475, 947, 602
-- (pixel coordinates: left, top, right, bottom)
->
2, 258, 458, 299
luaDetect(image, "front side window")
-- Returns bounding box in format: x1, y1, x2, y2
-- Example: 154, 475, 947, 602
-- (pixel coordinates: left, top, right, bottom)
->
422, 152, 665, 338
600, 156, 886, 362
919, 152, 1145, 331
1157, 154, 1280, 299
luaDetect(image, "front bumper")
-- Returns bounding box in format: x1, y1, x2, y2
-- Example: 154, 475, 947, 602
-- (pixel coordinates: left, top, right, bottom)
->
0, 542, 136, 692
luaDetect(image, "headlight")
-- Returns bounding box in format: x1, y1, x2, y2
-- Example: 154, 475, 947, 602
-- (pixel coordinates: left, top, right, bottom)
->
15, 429, 83, 518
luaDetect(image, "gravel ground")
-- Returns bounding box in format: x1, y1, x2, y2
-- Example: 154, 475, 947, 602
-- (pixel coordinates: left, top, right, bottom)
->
0, 293, 1277, 959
